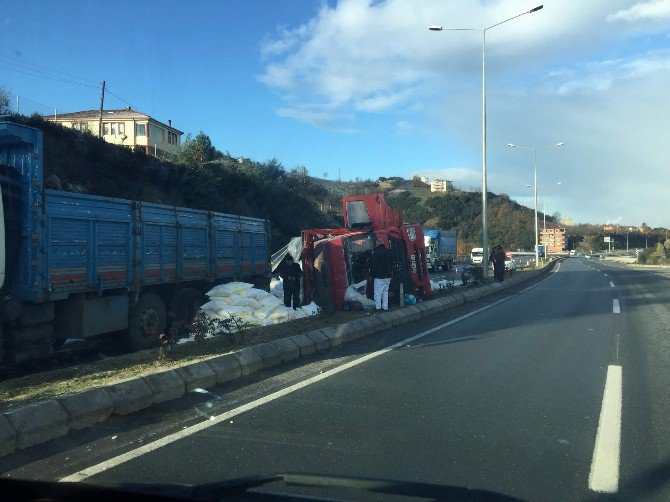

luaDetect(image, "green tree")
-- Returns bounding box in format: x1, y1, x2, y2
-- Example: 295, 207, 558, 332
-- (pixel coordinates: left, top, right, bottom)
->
0, 86, 10, 114
577, 234, 603, 253
177, 131, 220, 167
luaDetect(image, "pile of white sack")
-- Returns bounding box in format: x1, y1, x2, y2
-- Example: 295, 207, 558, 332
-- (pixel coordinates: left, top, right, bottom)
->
430, 278, 463, 291
178, 281, 320, 344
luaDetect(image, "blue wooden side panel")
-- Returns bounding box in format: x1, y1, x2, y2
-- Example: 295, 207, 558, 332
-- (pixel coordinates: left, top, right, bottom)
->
45, 191, 133, 298
139, 203, 178, 284
212, 213, 240, 277
176, 207, 209, 280
239, 216, 269, 276
211, 214, 269, 279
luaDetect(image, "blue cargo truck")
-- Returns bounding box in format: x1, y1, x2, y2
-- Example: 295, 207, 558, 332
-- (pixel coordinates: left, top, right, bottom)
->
0, 121, 270, 366
423, 229, 458, 271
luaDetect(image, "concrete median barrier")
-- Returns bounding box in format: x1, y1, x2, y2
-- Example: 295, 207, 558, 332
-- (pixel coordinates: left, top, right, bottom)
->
290, 334, 316, 356
175, 362, 218, 392
56, 388, 115, 430
4, 399, 69, 449
0, 415, 18, 457
232, 347, 263, 375
270, 338, 301, 362
305, 330, 330, 351
106, 379, 155, 415
144, 370, 186, 404
206, 354, 243, 384
253, 342, 283, 369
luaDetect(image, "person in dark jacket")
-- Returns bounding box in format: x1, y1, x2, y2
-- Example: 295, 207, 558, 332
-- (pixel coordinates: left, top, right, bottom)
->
369, 239, 393, 311
279, 255, 302, 309
490, 245, 505, 282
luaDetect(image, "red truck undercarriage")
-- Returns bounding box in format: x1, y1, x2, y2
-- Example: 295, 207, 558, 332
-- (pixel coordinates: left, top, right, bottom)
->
301, 194, 432, 310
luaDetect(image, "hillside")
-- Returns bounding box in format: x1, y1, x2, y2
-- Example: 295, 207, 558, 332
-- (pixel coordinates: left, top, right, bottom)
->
384, 189, 543, 253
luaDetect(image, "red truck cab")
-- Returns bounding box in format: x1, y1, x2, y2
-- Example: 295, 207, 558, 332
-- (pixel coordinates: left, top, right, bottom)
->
302, 194, 431, 309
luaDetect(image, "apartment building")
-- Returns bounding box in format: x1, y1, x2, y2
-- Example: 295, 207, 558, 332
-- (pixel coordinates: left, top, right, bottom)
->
430, 179, 453, 192
540, 227, 567, 253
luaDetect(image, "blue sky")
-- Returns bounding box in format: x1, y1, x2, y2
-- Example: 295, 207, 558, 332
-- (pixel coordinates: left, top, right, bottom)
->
2, 0, 670, 227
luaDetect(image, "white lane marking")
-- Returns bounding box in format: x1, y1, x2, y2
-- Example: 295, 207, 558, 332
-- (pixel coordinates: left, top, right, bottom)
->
603, 273, 608, 277
609, 282, 615, 288
613, 299, 621, 314
60, 269, 561, 482
589, 365, 622, 493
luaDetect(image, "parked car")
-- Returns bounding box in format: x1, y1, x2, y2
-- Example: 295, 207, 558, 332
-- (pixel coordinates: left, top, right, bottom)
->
505, 253, 517, 271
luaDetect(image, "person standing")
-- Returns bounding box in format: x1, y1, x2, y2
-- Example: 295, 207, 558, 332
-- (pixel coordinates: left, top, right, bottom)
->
279, 255, 301, 310
370, 239, 393, 311
490, 246, 505, 282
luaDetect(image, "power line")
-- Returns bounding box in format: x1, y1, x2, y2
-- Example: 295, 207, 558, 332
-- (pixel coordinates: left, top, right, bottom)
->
105, 88, 135, 109
1, 65, 100, 89
0, 53, 99, 86
0, 53, 140, 114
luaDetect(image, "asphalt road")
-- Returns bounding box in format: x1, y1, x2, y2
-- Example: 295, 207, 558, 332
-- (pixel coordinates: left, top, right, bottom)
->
2, 258, 670, 501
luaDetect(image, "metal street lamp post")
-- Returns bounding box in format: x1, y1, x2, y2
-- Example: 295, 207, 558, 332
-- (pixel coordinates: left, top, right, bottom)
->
430, 4, 543, 277
509, 142, 564, 267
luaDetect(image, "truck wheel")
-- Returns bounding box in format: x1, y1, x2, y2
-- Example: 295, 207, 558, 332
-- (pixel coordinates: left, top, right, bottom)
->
169, 288, 205, 336
127, 293, 166, 351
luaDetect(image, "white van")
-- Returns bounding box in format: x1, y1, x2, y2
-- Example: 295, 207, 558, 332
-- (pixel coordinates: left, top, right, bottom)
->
471, 247, 484, 264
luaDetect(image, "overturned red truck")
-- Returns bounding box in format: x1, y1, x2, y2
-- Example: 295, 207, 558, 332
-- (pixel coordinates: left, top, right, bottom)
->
301, 194, 432, 310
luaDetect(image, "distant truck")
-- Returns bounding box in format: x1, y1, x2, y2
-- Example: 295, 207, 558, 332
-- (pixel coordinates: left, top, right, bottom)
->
0, 121, 270, 367
470, 247, 484, 265
423, 229, 457, 271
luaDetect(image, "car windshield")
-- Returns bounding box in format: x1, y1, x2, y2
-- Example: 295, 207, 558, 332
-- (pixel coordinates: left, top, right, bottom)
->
1, 2, 669, 501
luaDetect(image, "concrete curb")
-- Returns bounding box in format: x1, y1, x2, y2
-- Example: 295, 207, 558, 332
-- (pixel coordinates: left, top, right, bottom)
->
0, 261, 556, 457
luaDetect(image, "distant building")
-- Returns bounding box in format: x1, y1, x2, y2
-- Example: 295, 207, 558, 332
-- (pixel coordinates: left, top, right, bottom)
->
45, 107, 183, 157
420, 176, 430, 184
540, 227, 566, 253
430, 179, 452, 192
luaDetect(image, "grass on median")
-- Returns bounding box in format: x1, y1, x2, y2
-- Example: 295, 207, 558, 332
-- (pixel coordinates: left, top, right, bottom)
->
0, 309, 372, 410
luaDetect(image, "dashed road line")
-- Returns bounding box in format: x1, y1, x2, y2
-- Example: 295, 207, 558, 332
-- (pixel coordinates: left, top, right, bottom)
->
589, 365, 622, 493
609, 282, 615, 288
613, 299, 620, 313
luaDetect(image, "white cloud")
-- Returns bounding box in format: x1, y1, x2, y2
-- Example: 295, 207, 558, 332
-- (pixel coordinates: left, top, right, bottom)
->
545, 50, 670, 95
275, 106, 358, 133
608, 0, 670, 22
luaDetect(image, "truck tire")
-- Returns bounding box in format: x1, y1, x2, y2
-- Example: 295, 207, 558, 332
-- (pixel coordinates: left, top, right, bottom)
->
127, 293, 166, 351
169, 288, 205, 336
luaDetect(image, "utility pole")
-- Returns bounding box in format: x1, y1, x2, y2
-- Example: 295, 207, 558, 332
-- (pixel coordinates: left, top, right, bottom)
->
16, 94, 19, 115
98, 80, 106, 138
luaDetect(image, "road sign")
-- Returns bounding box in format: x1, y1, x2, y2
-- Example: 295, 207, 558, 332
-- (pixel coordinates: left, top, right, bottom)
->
604, 236, 611, 243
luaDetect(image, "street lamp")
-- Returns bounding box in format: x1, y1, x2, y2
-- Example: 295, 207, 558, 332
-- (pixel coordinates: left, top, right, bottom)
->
429, 5, 543, 277
509, 142, 564, 267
